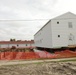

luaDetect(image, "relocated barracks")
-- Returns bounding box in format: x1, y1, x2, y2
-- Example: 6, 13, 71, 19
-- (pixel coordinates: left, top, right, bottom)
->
34, 12, 76, 49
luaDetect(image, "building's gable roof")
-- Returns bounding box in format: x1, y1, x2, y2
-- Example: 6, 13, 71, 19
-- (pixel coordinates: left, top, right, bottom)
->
52, 12, 76, 20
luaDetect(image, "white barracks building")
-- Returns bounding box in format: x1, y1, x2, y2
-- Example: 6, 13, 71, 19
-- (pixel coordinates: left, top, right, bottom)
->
0, 40, 34, 48
34, 12, 76, 49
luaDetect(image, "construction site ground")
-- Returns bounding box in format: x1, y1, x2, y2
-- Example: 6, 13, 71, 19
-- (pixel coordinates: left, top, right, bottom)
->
0, 57, 76, 75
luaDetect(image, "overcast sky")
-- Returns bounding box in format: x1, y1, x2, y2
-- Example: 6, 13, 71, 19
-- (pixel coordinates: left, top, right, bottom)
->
0, 0, 76, 41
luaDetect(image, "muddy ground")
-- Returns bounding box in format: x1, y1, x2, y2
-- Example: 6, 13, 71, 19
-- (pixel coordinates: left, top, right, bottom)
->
0, 61, 76, 75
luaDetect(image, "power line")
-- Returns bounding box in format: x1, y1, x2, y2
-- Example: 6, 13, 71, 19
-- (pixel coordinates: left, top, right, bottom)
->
0, 19, 50, 21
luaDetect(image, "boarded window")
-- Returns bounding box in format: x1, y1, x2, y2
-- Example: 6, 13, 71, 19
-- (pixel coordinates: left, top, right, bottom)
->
68, 22, 73, 28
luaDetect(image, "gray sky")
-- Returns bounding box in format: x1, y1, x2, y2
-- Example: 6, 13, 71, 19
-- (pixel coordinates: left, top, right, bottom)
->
0, 0, 76, 41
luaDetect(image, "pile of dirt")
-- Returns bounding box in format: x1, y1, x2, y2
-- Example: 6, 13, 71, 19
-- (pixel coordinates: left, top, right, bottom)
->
0, 62, 76, 75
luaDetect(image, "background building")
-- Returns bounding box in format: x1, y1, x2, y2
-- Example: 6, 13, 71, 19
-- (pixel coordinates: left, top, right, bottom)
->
0, 40, 34, 48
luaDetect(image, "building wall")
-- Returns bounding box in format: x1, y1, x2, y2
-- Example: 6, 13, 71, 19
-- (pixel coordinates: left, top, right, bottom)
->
9, 44, 26, 48
34, 21, 52, 48
51, 19, 68, 48
51, 18, 76, 48
0, 43, 34, 48
0, 44, 9, 48
31, 44, 34, 46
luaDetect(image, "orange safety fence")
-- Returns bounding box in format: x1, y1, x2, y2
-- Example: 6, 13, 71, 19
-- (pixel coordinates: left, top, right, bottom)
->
5, 52, 18, 60
35, 51, 58, 59
0, 50, 76, 60
24, 52, 40, 59
1, 52, 5, 60
55, 50, 76, 58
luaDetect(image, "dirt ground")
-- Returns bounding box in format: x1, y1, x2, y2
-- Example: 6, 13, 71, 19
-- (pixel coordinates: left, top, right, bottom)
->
0, 61, 76, 75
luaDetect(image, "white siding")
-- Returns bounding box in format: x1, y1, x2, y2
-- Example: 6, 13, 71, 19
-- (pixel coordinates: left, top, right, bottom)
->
9, 44, 26, 48
34, 21, 52, 48
0, 44, 34, 48
9, 44, 18, 48
51, 19, 76, 48
0, 44, 9, 48
51, 19, 68, 48
31, 44, 34, 46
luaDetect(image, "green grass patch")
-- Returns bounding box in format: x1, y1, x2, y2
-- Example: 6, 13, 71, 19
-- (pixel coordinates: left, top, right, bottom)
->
58, 59, 76, 62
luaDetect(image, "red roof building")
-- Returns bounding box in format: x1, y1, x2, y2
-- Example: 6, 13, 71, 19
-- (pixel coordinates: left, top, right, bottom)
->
0, 40, 34, 48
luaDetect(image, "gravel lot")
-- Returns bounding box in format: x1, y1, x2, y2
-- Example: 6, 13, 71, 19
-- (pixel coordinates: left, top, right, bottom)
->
0, 60, 76, 75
